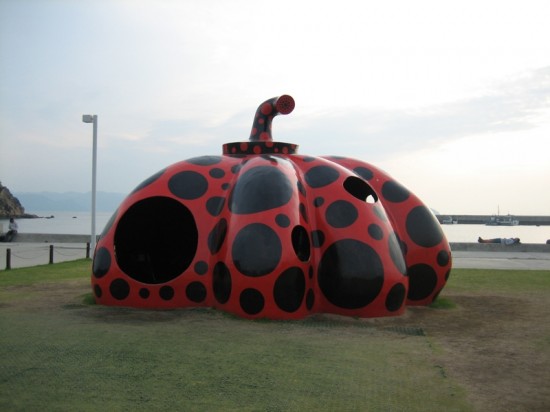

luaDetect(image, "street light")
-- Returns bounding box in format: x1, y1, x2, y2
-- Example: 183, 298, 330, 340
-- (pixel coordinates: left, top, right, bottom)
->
82, 114, 98, 254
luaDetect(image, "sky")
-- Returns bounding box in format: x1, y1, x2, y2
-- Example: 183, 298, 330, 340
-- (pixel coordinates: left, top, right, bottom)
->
1, 0, 549, 215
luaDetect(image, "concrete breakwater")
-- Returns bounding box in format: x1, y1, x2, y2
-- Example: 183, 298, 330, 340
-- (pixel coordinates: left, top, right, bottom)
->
13, 233, 95, 243
450, 242, 549, 252
8, 233, 549, 253
437, 215, 550, 226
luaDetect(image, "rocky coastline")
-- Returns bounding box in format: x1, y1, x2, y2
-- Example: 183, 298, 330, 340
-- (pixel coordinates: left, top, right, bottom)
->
0, 182, 38, 219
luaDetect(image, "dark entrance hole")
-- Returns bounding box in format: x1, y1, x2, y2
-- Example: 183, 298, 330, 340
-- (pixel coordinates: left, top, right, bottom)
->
344, 176, 378, 204
114, 196, 198, 284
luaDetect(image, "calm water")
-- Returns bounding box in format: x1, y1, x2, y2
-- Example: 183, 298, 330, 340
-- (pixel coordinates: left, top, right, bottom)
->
2, 211, 549, 244
0, 211, 114, 236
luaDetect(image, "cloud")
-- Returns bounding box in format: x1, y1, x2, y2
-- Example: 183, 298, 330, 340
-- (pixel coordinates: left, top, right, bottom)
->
285, 66, 550, 158
110, 66, 549, 164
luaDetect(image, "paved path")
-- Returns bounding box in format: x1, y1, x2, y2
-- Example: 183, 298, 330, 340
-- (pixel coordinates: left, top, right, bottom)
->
1, 242, 549, 271
451, 251, 550, 270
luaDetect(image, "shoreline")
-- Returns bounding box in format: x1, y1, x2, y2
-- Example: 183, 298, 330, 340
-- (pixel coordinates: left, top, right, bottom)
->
3, 213, 550, 225
437, 214, 550, 226
1, 236, 549, 270
4, 233, 550, 253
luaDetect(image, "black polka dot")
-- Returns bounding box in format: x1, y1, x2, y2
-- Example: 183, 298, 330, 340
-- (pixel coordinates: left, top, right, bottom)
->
159, 286, 174, 301
168, 171, 208, 200
221, 183, 230, 190
318, 240, 384, 309
297, 181, 306, 196
388, 232, 407, 275
229, 166, 293, 214
325, 200, 358, 228
209, 168, 225, 178
110, 278, 130, 300
437, 250, 450, 266
299, 203, 308, 223
274, 267, 306, 313
275, 214, 290, 227
306, 289, 314, 310
139, 288, 150, 299
311, 230, 325, 248
385, 283, 406, 312
232, 223, 282, 276
131, 168, 166, 193
194, 261, 208, 275
368, 224, 384, 240
93, 247, 111, 278
303, 156, 316, 162
206, 197, 225, 216
304, 166, 340, 188
208, 219, 227, 254
240, 288, 264, 315
231, 164, 242, 174
407, 264, 438, 301
314, 197, 324, 207
94, 284, 102, 298
381, 180, 410, 203
213, 262, 232, 304
406, 206, 444, 248
354, 166, 374, 181
292, 226, 310, 262
445, 269, 451, 281
186, 155, 222, 166
186, 282, 207, 303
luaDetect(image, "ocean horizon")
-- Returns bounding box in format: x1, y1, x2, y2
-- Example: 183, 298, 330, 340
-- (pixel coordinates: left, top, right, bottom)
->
2, 211, 548, 244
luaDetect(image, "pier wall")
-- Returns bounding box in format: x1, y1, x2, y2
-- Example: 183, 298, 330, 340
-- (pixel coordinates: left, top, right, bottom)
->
437, 215, 550, 226
7, 234, 549, 253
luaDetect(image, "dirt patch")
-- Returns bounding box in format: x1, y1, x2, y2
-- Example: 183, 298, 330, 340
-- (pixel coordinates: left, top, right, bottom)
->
376, 293, 550, 412
4, 280, 549, 411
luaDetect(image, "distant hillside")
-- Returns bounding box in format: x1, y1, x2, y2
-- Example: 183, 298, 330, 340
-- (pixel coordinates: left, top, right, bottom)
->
0, 182, 31, 218
14, 191, 126, 213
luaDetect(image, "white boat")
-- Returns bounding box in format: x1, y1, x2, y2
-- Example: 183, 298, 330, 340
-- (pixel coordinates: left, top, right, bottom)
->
441, 217, 458, 224
485, 214, 519, 226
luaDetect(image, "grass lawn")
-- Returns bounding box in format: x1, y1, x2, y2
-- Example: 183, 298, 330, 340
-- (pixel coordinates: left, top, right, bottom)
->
1, 260, 549, 411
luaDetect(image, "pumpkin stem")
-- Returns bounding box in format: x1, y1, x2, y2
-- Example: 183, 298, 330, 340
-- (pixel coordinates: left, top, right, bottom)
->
249, 95, 295, 142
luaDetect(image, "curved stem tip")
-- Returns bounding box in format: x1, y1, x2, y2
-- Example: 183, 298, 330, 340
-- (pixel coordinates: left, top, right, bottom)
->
249, 95, 295, 142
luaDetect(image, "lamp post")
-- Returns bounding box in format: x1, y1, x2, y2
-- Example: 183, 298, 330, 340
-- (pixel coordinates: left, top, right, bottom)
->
82, 114, 98, 254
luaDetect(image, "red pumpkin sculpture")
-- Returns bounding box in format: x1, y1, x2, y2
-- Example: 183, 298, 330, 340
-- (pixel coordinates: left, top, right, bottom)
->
92, 95, 452, 319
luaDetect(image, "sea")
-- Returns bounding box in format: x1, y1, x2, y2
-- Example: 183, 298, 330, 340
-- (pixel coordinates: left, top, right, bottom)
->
2, 211, 549, 244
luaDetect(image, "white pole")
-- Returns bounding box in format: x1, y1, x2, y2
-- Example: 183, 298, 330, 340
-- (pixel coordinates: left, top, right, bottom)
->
91, 115, 98, 253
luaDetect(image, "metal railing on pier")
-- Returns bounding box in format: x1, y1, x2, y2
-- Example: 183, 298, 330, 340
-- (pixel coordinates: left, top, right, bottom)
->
2, 243, 91, 270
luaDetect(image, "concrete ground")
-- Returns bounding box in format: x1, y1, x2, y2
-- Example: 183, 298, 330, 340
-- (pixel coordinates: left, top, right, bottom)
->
451, 250, 550, 270
1, 241, 549, 271
0, 242, 90, 270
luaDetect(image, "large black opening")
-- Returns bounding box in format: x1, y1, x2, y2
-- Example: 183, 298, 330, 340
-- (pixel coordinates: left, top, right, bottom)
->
114, 196, 198, 284
344, 176, 378, 204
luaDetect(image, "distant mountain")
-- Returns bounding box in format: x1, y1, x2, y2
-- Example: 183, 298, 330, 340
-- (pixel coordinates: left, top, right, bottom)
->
14, 191, 126, 213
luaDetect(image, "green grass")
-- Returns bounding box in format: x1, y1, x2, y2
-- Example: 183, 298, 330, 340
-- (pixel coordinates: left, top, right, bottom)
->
3, 262, 548, 411
0, 259, 91, 285
444, 268, 550, 294
430, 296, 456, 309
